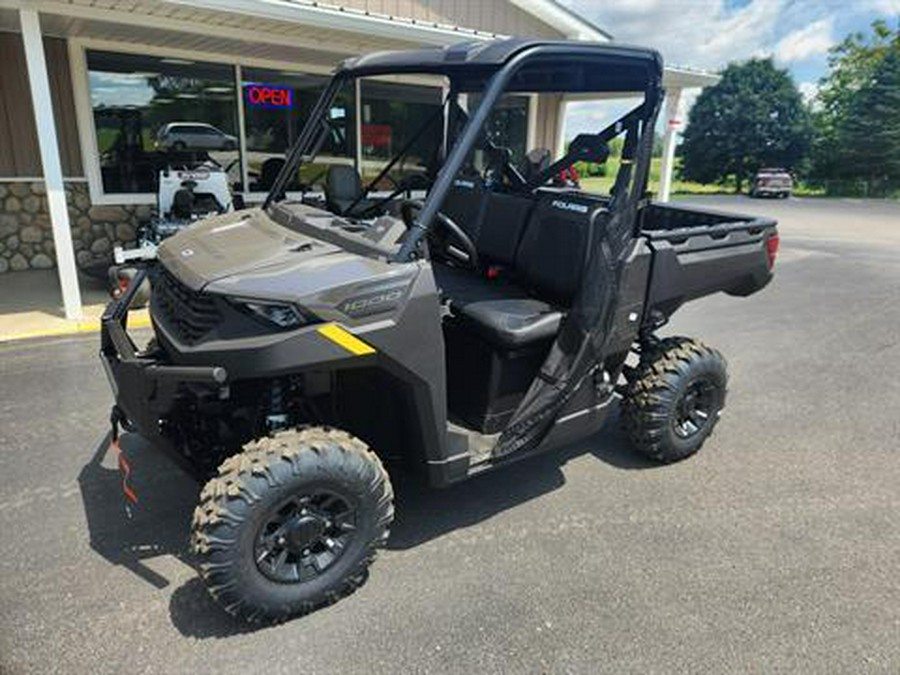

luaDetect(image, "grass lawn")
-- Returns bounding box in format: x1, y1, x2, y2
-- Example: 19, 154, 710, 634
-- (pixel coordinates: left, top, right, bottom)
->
578, 157, 826, 198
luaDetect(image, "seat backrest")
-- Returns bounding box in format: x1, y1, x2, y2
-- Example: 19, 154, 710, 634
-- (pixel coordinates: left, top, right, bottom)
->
514, 191, 608, 306
476, 192, 535, 267
440, 176, 485, 241
326, 165, 362, 211
259, 157, 285, 190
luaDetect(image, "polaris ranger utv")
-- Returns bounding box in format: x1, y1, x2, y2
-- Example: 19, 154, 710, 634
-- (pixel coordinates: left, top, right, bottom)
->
100, 40, 779, 623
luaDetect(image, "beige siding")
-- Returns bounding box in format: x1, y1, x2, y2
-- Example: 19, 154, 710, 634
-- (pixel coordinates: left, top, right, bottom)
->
0, 32, 41, 177
0, 33, 82, 178
44, 38, 82, 178
533, 93, 561, 155
336, 0, 565, 38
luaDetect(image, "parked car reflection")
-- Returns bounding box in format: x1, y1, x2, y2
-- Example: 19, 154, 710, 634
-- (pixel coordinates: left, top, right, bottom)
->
156, 122, 238, 152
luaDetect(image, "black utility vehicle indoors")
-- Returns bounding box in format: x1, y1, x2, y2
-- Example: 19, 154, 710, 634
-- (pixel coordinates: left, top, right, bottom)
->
100, 39, 779, 623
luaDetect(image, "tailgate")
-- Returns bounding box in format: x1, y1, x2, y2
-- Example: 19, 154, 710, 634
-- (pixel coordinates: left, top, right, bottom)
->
642, 207, 777, 319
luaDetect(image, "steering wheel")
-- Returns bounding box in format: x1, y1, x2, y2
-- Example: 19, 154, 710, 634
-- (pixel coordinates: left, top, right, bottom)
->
400, 199, 479, 270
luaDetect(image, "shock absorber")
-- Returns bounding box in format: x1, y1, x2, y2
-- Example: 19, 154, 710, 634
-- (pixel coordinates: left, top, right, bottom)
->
266, 379, 289, 431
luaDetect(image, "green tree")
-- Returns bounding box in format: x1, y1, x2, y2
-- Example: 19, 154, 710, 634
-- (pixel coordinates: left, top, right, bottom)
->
838, 49, 900, 188
680, 58, 812, 192
811, 20, 900, 189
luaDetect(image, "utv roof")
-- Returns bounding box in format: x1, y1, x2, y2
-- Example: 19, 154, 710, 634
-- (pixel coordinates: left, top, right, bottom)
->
337, 39, 663, 94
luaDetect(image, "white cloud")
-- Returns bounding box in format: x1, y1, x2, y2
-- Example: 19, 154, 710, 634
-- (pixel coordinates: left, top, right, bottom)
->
563, 0, 788, 71
557, 0, 841, 138
773, 18, 835, 63
564, 97, 644, 140
863, 0, 900, 15
797, 80, 825, 111
797, 81, 819, 103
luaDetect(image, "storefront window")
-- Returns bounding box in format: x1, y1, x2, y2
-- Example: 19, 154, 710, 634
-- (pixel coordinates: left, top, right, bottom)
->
84, 50, 456, 202
86, 50, 240, 195
448, 93, 530, 187
471, 93, 530, 168
242, 68, 354, 193
360, 80, 443, 188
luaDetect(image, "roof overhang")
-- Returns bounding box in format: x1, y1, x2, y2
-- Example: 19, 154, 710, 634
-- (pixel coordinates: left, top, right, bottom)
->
506, 0, 612, 41
0, 0, 717, 91
662, 65, 720, 89
165, 0, 501, 46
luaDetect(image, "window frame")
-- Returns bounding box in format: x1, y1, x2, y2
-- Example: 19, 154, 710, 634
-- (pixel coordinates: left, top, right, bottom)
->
68, 38, 531, 207
69, 37, 334, 206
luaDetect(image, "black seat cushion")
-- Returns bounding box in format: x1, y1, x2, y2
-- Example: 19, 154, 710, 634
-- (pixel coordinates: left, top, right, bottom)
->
458, 297, 561, 348
326, 165, 382, 215
434, 264, 562, 349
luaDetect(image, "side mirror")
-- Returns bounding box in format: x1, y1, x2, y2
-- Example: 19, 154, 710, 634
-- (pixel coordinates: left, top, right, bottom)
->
568, 134, 610, 164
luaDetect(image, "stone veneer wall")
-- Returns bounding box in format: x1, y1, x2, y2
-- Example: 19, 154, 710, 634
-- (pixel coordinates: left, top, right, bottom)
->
0, 181, 150, 274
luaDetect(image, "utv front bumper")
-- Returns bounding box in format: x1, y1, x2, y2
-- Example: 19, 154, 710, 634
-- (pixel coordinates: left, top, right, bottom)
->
100, 269, 227, 439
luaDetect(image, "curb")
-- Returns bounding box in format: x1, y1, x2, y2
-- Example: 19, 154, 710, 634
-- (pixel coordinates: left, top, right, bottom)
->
0, 312, 152, 343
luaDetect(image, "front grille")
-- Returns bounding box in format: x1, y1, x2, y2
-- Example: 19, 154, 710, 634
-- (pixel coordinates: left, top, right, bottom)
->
151, 267, 221, 344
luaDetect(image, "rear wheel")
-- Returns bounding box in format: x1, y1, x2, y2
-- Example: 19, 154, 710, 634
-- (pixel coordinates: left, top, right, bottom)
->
621, 337, 727, 463
191, 427, 393, 623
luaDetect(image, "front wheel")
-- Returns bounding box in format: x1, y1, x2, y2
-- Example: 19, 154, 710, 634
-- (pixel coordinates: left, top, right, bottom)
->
621, 337, 727, 463
191, 427, 393, 623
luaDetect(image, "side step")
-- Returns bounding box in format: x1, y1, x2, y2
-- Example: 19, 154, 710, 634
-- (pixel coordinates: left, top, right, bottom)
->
446, 420, 499, 468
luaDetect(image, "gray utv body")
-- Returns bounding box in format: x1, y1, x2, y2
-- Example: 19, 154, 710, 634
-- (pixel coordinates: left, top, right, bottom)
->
102, 39, 778, 488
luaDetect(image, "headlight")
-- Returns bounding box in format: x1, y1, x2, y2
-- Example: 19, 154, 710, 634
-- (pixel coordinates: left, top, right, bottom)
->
233, 299, 313, 329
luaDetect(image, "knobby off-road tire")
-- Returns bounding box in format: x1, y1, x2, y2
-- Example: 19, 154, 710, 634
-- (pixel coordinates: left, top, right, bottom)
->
191, 427, 393, 623
621, 337, 728, 463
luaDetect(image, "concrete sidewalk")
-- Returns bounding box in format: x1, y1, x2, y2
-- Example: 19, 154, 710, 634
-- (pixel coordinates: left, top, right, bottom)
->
0, 269, 149, 342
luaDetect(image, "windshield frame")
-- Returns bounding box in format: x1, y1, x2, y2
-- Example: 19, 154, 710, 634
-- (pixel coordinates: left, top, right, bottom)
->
264, 43, 664, 262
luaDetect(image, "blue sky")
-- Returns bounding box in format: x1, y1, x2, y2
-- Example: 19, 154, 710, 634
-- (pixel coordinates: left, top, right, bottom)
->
559, 0, 900, 139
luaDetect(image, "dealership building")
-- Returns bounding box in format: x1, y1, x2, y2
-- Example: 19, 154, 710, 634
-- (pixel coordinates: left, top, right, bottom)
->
0, 0, 715, 320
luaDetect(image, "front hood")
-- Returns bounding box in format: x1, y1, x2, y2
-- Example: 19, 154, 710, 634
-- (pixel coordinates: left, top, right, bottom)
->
155, 207, 420, 324
157, 208, 341, 291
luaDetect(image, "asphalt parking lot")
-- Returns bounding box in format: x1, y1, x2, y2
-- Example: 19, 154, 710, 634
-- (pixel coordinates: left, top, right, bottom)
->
1, 196, 899, 674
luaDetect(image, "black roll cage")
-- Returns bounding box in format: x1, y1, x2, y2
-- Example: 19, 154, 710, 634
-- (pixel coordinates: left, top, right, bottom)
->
264, 41, 664, 262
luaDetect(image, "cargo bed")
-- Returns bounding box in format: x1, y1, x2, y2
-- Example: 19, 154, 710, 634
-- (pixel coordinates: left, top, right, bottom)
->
638, 201, 778, 321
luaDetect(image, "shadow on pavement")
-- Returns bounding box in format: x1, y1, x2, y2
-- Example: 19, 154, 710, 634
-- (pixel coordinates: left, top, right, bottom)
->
168, 578, 262, 639
388, 410, 655, 550
78, 408, 655, 640
77, 431, 198, 589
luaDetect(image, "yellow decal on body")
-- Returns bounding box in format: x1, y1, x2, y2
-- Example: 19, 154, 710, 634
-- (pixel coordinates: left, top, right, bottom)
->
317, 323, 376, 356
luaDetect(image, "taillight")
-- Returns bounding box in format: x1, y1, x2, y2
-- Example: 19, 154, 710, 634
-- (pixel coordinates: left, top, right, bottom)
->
766, 233, 780, 269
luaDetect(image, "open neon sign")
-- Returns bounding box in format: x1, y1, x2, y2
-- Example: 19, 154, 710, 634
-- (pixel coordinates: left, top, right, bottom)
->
245, 85, 293, 109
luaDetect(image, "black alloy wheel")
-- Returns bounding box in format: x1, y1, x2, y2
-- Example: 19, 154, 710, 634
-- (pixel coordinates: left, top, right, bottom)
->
621, 336, 728, 463
254, 489, 358, 584
192, 427, 393, 623
671, 377, 718, 439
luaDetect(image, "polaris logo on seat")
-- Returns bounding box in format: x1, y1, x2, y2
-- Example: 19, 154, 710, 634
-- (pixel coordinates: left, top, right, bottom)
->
551, 200, 589, 214
453, 179, 476, 189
